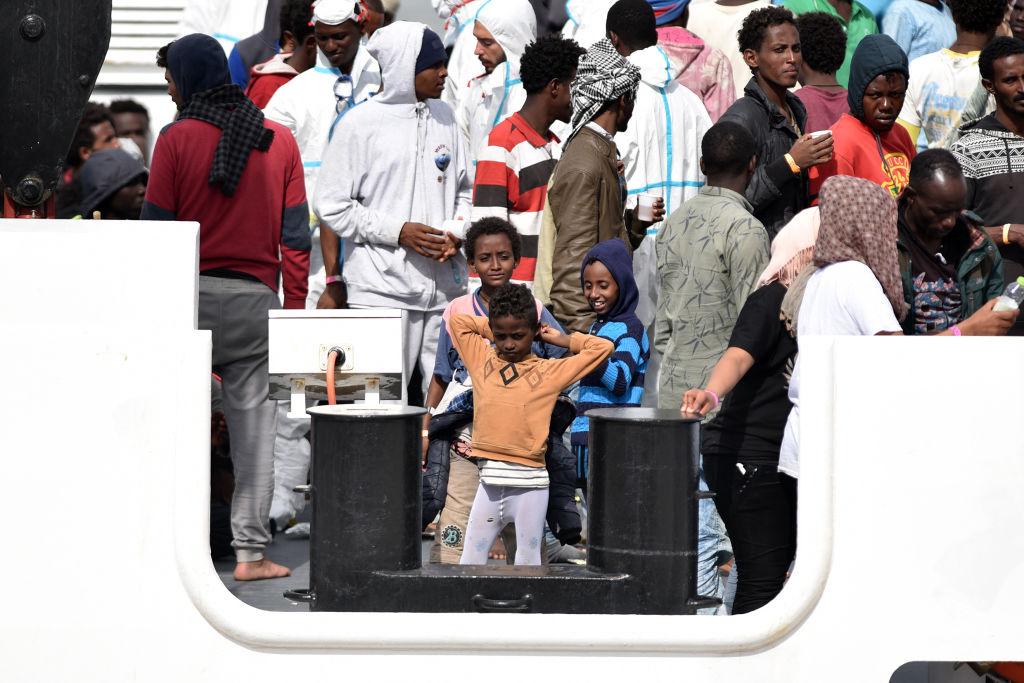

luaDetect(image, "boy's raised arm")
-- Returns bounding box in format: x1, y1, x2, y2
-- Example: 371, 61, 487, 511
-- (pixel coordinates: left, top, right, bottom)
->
547, 332, 614, 388
448, 314, 494, 384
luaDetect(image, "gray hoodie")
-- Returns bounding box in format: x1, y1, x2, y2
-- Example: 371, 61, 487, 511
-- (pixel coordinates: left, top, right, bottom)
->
314, 21, 473, 311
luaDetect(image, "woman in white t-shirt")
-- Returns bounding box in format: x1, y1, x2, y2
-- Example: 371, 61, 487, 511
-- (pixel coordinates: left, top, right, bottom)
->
777, 175, 1015, 478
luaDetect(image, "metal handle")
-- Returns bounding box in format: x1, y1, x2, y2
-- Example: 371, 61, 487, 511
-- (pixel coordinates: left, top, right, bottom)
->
292, 484, 312, 494
471, 593, 533, 613
283, 588, 314, 603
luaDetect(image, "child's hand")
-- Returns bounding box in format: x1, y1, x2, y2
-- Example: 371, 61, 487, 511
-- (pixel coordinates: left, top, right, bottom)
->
538, 324, 571, 348
681, 388, 717, 417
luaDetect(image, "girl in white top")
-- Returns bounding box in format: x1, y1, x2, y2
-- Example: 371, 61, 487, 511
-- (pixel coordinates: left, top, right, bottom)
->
777, 175, 1015, 478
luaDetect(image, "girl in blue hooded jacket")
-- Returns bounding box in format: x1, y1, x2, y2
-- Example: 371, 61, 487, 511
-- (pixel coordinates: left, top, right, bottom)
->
570, 239, 651, 490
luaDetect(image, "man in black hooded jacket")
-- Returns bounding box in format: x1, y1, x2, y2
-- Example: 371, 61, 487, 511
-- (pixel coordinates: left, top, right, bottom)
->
720, 6, 833, 238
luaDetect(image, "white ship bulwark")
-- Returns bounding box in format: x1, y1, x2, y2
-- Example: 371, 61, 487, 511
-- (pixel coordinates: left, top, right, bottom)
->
1, 218, 1022, 681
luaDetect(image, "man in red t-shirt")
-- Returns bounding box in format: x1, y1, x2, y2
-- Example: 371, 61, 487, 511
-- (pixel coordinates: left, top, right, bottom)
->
811, 34, 916, 200
143, 34, 311, 582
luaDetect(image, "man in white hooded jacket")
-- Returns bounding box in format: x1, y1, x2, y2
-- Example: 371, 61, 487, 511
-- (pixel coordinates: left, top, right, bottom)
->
315, 21, 473, 400
264, 0, 381, 309
262, 0, 381, 533
607, 0, 711, 401
562, 0, 617, 49
433, 0, 488, 111
455, 0, 537, 167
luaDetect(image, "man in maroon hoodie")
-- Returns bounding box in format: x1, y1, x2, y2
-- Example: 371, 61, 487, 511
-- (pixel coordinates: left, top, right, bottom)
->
245, 0, 318, 108
144, 34, 311, 581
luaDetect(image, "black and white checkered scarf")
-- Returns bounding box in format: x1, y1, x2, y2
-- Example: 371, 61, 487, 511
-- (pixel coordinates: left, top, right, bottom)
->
179, 84, 275, 197
567, 38, 641, 145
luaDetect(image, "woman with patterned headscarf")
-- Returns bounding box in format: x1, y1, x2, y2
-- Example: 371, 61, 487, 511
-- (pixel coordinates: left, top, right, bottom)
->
679, 205, 818, 614
776, 175, 993, 482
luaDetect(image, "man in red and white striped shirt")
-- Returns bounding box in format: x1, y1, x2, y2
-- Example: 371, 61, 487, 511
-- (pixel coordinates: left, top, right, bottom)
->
471, 34, 585, 288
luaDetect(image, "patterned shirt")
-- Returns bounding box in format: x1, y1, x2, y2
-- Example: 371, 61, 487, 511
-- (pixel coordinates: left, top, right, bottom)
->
654, 186, 770, 410
471, 113, 559, 287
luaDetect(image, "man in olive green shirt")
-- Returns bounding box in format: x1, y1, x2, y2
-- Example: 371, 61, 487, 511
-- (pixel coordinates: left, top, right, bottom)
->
783, 0, 878, 87
656, 121, 770, 412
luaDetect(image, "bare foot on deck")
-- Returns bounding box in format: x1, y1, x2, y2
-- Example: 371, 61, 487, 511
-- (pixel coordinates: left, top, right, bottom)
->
233, 559, 291, 581
487, 538, 506, 561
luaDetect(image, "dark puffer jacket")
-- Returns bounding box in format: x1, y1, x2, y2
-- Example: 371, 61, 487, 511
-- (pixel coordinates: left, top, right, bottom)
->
719, 77, 808, 239
422, 395, 582, 546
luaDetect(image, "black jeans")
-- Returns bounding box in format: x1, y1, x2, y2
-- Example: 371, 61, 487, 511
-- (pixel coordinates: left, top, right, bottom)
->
704, 454, 797, 615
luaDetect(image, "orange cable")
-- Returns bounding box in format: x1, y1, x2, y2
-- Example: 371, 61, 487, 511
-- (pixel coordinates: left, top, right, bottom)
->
326, 350, 339, 405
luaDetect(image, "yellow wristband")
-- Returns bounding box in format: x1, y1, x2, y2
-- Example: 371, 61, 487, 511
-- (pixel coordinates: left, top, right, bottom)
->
784, 153, 801, 174
1004, 223, 1012, 245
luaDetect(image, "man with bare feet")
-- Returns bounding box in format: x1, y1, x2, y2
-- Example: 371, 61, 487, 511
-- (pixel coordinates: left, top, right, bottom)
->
144, 35, 310, 581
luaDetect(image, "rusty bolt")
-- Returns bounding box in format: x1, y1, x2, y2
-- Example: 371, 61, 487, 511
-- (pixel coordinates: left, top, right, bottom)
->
19, 14, 45, 41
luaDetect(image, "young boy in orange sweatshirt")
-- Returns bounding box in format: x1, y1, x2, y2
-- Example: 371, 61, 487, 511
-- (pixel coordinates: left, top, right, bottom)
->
450, 283, 613, 565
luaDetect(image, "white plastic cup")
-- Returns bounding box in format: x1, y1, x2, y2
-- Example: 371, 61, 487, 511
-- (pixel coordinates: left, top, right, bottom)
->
811, 130, 831, 139
638, 194, 659, 222
441, 218, 468, 237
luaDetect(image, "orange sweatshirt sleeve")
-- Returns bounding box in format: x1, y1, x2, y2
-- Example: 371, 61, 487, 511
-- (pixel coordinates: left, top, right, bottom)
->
448, 314, 494, 385
544, 332, 614, 390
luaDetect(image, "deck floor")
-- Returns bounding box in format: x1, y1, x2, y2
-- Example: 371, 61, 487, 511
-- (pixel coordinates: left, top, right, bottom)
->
213, 516, 436, 612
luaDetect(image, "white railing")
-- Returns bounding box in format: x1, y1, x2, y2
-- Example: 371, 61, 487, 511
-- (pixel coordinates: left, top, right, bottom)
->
100, 0, 186, 86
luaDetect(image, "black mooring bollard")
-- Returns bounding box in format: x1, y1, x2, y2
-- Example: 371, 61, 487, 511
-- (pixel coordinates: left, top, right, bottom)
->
301, 405, 425, 611
288, 404, 714, 614
586, 407, 714, 614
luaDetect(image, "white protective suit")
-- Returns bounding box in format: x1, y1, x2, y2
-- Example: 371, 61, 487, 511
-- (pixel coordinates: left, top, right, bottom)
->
561, 0, 617, 50
433, 0, 490, 110
263, 26, 381, 527
456, 0, 537, 169
178, 0, 269, 55
263, 47, 381, 307
314, 21, 473, 311
615, 44, 711, 406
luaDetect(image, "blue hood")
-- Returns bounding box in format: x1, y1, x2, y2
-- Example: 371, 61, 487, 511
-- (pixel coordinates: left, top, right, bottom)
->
168, 33, 232, 106
579, 239, 639, 324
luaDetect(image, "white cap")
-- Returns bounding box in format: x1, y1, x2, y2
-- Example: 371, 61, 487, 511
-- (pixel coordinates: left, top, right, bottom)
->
382, 0, 401, 13
312, 0, 361, 25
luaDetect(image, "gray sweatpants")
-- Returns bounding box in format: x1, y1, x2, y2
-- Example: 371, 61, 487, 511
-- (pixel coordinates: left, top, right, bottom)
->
199, 275, 280, 563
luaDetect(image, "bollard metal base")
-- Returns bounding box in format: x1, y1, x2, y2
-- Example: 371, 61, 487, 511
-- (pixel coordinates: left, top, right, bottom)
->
286, 563, 712, 614
302, 404, 711, 616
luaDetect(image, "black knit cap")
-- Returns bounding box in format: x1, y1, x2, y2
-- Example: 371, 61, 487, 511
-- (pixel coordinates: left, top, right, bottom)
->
415, 28, 446, 74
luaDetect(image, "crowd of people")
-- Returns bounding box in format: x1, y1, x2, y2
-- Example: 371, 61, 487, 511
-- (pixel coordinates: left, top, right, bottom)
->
56, 0, 1024, 612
